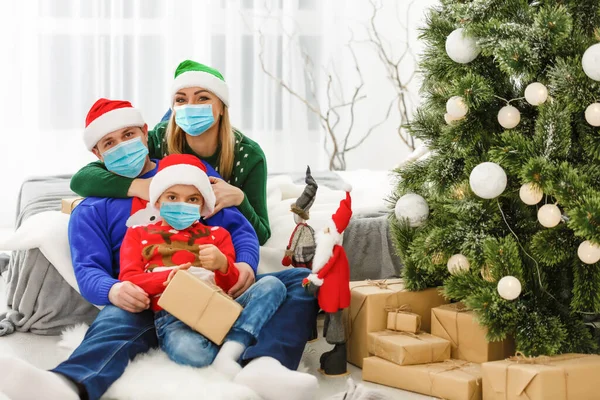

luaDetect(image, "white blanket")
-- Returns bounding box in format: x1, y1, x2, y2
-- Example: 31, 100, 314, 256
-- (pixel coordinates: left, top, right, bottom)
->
0, 171, 393, 294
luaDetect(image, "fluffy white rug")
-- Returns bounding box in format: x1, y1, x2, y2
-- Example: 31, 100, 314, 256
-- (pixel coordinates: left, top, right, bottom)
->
59, 324, 261, 400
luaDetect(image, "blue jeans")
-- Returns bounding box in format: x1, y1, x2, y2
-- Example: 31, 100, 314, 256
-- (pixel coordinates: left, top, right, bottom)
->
155, 275, 286, 367
51, 268, 318, 400
243, 268, 319, 370
51, 305, 157, 400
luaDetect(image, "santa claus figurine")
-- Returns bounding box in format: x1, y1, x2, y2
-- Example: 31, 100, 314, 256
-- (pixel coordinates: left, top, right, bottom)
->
303, 189, 352, 376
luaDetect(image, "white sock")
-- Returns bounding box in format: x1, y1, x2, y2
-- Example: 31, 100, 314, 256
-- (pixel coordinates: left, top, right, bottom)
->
212, 341, 245, 379
235, 357, 319, 400
0, 357, 79, 400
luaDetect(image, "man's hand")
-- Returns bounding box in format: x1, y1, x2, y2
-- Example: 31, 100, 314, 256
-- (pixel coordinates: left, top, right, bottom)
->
228, 262, 255, 298
108, 281, 150, 313
198, 245, 228, 273
127, 178, 152, 200
163, 262, 192, 287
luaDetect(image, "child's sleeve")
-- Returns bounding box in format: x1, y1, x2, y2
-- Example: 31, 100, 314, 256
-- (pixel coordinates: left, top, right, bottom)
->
213, 228, 239, 292
119, 228, 171, 296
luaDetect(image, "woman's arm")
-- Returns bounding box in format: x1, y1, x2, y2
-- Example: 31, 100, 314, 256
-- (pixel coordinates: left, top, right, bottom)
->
238, 158, 271, 245
119, 228, 171, 296
69, 123, 167, 198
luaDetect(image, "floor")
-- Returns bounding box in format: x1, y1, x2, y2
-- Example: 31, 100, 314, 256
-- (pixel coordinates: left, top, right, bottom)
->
0, 276, 433, 400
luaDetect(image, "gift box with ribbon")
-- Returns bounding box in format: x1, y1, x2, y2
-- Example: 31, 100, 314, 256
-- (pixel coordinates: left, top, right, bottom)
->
368, 330, 451, 366
157, 270, 243, 345
431, 303, 515, 363
482, 353, 600, 400
61, 197, 85, 215
363, 356, 482, 400
386, 304, 421, 333
344, 279, 448, 367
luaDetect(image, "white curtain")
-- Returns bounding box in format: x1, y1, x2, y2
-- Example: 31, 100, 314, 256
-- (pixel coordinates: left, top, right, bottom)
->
0, 0, 435, 230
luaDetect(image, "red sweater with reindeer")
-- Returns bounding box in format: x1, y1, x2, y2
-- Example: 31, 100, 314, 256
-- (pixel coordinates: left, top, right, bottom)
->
119, 221, 239, 311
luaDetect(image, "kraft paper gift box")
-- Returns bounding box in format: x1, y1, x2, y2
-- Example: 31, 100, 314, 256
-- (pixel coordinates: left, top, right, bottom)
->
363, 356, 482, 400
482, 353, 600, 400
386, 306, 421, 333
61, 197, 84, 214
345, 279, 449, 368
367, 330, 451, 366
431, 303, 515, 363
157, 270, 243, 345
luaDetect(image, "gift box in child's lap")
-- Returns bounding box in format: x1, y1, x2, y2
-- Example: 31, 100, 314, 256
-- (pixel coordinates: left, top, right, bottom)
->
345, 279, 449, 368
158, 270, 242, 345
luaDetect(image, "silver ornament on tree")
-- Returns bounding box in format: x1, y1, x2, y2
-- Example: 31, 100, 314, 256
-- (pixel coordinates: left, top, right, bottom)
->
582, 43, 600, 81
395, 193, 429, 228
537, 204, 562, 228
446, 96, 468, 119
585, 103, 600, 127
519, 183, 543, 205
578, 241, 600, 265
445, 28, 481, 64
524, 82, 548, 106
498, 105, 521, 129
469, 162, 507, 199
447, 254, 470, 274
444, 113, 464, 125
497, 276, 522, 300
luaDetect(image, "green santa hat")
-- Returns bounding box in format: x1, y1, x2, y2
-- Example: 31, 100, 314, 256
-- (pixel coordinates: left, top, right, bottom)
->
171, 60, 229, 107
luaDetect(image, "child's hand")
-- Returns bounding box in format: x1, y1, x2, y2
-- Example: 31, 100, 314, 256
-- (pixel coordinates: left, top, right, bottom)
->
163, 262, 192, 286
198, 244, 228, 273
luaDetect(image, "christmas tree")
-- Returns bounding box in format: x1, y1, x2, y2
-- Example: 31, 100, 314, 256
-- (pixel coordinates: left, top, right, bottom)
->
391, 0, 600, 356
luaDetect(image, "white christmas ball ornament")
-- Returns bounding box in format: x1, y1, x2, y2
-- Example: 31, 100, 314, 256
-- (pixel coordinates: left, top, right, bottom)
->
582, 43, 600, 81
444, 113, 464, 125
447, 254, 470, 274
497, 276, 522, 300
524, 82, 548, 106
445, 28, 481, 64
395, 194, 429, 228
446, 96, 468, 119
537, 204, 562, 228
469, 162, 507, 199
585, 103, 600, 127
577, 241, 600, 264
519, 183, 543, 205
498, 105, 521, 129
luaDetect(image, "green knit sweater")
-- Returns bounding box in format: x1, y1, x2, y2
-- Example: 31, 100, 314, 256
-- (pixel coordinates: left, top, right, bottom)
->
70, 122, 271, 245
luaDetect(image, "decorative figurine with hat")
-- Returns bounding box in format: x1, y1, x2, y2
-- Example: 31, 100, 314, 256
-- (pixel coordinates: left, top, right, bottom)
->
282, 166, 318, 269
303, 188, 352, 376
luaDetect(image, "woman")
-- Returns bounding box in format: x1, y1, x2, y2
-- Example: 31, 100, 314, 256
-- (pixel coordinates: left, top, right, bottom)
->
70, 60, 271, 245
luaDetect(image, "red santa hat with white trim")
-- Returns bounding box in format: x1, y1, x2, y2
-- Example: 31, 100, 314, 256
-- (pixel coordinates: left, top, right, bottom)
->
83, 98, 145, 150
149, 154, 216, 217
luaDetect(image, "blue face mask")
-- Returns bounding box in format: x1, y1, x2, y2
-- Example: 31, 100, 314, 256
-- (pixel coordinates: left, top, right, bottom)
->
102, 137, 149, 178
174, 104, 215, 136
160, 202, 201, 230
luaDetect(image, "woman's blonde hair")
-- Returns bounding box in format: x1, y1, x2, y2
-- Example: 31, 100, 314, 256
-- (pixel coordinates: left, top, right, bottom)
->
166, 105, 235, 182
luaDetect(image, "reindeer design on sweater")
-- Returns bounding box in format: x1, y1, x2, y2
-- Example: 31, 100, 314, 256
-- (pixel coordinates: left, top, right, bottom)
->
139, 224, 213, 270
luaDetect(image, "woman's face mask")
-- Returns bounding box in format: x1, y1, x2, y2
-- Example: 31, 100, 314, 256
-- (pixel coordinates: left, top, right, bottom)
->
174, 104, 215, 136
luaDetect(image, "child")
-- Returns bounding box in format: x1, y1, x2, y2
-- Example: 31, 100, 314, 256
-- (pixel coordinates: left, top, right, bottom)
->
119, 154, 286, 379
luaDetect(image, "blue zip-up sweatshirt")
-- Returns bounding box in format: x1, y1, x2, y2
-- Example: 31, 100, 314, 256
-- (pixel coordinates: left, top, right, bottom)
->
68, 159, 260, 306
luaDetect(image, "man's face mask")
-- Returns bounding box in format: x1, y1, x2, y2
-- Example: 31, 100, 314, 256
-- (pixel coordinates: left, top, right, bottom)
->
102, 137, 149, 178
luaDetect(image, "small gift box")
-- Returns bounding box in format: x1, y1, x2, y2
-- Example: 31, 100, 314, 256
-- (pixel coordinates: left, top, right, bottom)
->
386, 305, 421, 333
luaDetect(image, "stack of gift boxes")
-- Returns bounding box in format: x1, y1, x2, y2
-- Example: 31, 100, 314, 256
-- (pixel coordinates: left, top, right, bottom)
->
347, 279, 600, 400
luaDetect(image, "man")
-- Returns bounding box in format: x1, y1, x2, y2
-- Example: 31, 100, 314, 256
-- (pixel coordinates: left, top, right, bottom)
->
0, 99, 319, 400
